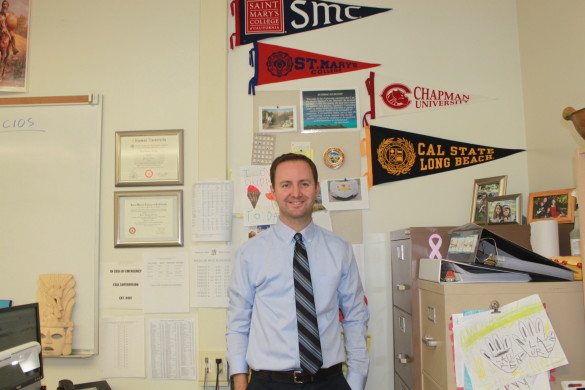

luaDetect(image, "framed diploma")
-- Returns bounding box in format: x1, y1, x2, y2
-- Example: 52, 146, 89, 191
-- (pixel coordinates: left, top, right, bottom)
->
115, 130, 184, 186
114, 190, 183, 247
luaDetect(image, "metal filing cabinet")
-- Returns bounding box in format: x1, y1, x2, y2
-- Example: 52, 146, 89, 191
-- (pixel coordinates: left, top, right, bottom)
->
418, 279, 585, 390
390, 225, 551, 390
390, 227, 454, 390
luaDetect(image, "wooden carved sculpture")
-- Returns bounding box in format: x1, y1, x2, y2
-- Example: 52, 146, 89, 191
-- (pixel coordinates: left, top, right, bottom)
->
37, 274, 75, 356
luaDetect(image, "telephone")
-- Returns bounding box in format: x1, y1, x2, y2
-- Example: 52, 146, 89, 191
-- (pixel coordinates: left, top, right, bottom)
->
56, 379, 111, 390
57, 380, 75, 390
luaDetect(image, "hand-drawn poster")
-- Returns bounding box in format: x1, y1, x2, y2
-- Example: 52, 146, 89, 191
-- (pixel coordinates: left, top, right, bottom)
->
0, 0, 29, 92
240, 165, 278, 226
452, 294, 567, 389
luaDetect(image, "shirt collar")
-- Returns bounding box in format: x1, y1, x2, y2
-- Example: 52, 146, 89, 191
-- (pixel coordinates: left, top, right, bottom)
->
274, 218, 316, 245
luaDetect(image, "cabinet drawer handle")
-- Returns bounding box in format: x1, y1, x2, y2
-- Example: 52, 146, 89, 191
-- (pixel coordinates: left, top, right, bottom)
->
396, 284, 409, 291
395, 353, 412, 364
422, 335, 438, 347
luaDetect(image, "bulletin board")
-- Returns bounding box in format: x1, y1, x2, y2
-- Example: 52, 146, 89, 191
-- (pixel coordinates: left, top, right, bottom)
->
0, 95, 102, 355
253, 90, 363, 243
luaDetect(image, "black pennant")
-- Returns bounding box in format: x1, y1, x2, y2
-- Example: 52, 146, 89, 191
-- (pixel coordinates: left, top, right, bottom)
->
364, 125, 524, 187
230, 0, 391, 48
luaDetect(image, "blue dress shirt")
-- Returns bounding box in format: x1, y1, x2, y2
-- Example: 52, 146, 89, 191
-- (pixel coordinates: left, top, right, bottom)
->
227, 219, 369, 390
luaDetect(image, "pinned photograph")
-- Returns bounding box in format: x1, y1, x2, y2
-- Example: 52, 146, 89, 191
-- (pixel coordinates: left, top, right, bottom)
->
320, 177, 368, 211
259, 106, 297, 133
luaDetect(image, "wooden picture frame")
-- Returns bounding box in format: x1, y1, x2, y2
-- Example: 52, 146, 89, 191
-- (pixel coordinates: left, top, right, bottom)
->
486, 194, 522, 225
528, 189, 575, 224
470, 175, 507, 224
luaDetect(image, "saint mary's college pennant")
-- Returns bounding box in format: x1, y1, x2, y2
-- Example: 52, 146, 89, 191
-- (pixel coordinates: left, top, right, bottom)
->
362, 125, 524, 187
248, 42, 379, 94
362, 72, 491, 123
230, 0, 391, 49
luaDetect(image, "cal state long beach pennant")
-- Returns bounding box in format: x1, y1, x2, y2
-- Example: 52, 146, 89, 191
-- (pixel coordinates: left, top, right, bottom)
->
230, 0, 391, 49
362, 125, 524, 187
248, 42, 379, 94
362, 72, 491, 123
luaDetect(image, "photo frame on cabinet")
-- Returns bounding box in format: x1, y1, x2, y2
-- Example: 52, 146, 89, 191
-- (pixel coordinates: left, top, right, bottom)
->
486, 194, 521, 225
528, 188, 575, 224
114, 190, 183, 248
470, 175, 507, 224
115, 129, 184, 186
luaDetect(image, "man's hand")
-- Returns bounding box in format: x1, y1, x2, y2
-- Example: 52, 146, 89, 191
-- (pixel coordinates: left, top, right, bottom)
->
232, 373, 248, 390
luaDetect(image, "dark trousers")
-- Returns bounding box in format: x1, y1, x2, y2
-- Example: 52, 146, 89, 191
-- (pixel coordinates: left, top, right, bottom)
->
247, 371, 352, 390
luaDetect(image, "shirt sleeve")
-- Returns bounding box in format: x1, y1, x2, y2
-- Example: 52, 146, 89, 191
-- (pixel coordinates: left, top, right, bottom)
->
338, 243, 369, 390
226, 247, 254, 376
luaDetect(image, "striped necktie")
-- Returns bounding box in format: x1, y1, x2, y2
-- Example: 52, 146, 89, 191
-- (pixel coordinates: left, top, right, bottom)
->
293, 232, 323, 375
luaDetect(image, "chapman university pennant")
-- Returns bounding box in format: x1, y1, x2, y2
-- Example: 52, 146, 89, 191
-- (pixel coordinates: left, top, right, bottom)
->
248, 42, 379, 94
363, 125, 524, 187
230, 0, 391, 49
362, 72, 491, 123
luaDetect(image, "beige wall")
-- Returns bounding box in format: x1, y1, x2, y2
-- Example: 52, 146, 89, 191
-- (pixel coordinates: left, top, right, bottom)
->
517, 0, 585, 192
3, 1, 583, 389
18, 1, 227, 389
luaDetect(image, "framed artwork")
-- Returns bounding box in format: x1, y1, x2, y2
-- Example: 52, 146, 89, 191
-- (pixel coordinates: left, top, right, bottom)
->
115, 129, 184, 186
0, 0, 30, 92
486, 194, 521, 225
528, 189, 575, 224
114, 190, 183, 247
470, 175, 507, 224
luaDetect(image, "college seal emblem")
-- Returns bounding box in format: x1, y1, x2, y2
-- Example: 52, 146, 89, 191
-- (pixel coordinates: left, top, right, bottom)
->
377, 137, 415, 175
381, 83, 411, 109
266, 51, 293, 78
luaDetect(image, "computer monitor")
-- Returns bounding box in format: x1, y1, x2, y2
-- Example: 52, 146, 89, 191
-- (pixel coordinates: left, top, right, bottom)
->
0, 303, 43, 390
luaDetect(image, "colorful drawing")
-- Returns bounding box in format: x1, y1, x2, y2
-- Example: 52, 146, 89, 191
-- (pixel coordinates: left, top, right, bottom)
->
452, 294, 567, 389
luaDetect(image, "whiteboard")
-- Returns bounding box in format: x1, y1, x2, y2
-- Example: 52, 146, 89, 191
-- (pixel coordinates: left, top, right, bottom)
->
0, 95, 102, 355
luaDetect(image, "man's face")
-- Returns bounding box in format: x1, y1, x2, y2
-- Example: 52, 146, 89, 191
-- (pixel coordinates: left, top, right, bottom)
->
271, 159, 319, 230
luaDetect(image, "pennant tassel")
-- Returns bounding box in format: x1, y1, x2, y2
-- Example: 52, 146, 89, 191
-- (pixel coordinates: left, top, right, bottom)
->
248, 43, 258, 95
363, 72, 376, 125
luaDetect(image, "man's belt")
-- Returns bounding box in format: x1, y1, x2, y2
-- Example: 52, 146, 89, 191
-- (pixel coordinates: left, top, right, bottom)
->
252, 363, 343, 384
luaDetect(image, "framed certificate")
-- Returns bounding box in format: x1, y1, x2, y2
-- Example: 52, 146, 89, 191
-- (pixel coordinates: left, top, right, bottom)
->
115, 130, 184, 186
114, 190, 183, 247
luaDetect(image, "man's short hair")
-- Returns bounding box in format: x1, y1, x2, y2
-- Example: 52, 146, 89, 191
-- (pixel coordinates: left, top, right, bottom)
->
270, 153, 318, 186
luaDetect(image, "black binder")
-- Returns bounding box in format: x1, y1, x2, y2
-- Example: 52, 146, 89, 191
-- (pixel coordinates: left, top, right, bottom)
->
446, 223, 575, 281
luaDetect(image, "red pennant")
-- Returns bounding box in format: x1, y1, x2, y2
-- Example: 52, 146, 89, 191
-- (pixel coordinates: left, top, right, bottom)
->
248, 42, 379, 94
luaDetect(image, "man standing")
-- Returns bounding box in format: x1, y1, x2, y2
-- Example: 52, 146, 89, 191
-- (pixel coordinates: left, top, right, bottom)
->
227, 153, 369, 390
